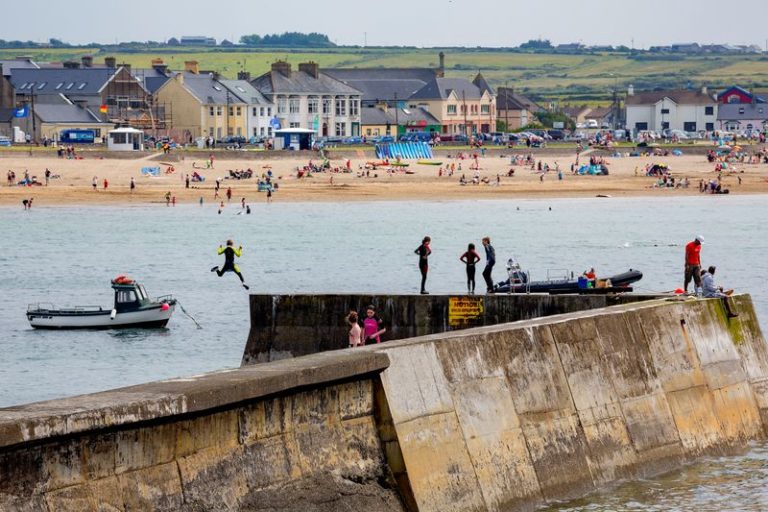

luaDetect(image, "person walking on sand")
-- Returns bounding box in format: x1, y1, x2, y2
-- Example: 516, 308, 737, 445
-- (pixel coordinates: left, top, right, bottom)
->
92, 176, 98, 191
226, 187, 232, 202
266, 188, 273, 203
103, 178, 108, 191
482, 236, 496, 293
210, 240, 249, 290
684, 236, 704, 296
130, 177, 136, 194
460, 243, 482, 294
165, 191, 171, 206
414, 236, 431, 294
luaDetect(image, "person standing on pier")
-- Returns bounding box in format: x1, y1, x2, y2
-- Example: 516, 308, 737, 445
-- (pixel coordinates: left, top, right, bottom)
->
482, 236, 496, 293
415, 236, 432, 294
460, 243, 481, 294
684, 236, 704, 295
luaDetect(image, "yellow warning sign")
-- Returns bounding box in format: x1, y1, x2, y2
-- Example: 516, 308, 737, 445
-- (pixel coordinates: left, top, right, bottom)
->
448, 296, 484, 328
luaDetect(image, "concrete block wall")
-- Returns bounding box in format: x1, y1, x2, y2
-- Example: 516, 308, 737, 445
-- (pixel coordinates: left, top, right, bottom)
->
243, 293, 658, 364
371, 295, 768, 511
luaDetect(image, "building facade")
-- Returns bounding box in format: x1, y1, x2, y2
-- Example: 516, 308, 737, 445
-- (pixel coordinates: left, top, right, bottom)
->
408, 74, 496, 135
625, 87, 717, 134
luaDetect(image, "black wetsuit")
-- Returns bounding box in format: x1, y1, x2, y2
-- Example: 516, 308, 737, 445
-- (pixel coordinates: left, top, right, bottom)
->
461, 250, 481, 293
483, 244, 496, 292
212, 245, 248, 289
414, 244, 431, 293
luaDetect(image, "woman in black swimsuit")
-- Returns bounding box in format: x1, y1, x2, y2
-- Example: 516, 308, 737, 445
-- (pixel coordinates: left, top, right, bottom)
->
414, 236, 431, 294
460, 243, 481, 294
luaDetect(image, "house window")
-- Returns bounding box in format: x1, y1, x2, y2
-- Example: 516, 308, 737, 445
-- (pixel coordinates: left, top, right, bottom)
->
738, 107, 745, 114
661, 122, 670, 130
210, 107, 215, 116
447, 105, 457, 115
635, 122, 648, 131
706, 123, 714, 131
268, 127, 273, 136
267, 107, 272, 116
253, 128, 258, 137
705, 106, 714, 116
236, 106, 242, 116
660, 108, 670, 114
289, 98, 301, 114
683, 122, 697, 132
260, 127, 265, 136
277, 98, 287, 114
289, 122, 300, 128
216, 106, 222, 116
308, 98, 319, 114
322, 98, 332, 115
481, 105, 490, 114
335, 99, 346, 116
335, 122, 346, 136
350, 99, 359, 116
460, 105, 467, 114
229, 107, 234, 116
253, 107, 257, 116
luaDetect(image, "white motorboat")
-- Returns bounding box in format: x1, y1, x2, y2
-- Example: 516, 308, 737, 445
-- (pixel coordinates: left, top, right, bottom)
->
27, 277, 176, 329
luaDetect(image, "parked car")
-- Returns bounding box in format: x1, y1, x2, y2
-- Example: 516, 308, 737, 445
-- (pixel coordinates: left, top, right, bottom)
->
0, 136, 11, 147
342, 136, 365, 145
441, 134, 468, 143
547, 129, 566, 141
586, 120, 599, 129
373, 135, 395, 144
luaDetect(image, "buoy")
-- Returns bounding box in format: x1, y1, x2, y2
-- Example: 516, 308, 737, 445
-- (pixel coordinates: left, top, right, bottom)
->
110, 309, 117, 319
161, 303, 170, 311
674, 288, 684, 295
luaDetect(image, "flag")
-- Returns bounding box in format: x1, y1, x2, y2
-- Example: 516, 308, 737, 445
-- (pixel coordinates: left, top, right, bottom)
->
13, 105, 29, 118
269, 116, 281, 130
99, 105, 108, 114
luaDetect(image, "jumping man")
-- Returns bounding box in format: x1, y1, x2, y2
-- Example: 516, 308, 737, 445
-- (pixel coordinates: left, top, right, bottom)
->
211, 240, 250, 289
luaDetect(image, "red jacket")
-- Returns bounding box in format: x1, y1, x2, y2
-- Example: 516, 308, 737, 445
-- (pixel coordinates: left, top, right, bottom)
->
685, 241, 701, 265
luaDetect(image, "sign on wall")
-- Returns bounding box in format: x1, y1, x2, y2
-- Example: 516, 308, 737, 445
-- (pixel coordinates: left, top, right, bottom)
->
448, 296, 485, 329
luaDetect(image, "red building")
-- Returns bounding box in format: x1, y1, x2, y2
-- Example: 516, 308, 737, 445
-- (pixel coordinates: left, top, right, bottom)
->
717, 85, 765, 105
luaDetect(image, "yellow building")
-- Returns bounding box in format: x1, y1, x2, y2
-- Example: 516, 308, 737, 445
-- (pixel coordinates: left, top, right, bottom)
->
155, 61, 248, 142
408, 74, 496, 135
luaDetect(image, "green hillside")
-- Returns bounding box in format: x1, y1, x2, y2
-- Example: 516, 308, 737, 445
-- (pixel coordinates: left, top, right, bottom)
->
2, 47, 765, 105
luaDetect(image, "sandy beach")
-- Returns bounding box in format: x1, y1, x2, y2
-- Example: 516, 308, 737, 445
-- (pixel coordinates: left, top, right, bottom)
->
1, 147, 767, 206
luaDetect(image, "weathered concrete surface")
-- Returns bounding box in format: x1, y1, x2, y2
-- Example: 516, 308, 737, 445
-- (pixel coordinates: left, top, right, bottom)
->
0, 351, 402, 512
1, 295, 766, 512
243, 293, 659, 364
370, 295, 768, 511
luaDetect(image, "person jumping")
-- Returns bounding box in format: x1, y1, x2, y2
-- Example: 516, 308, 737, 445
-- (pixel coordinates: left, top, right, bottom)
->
211, 240, 249, 289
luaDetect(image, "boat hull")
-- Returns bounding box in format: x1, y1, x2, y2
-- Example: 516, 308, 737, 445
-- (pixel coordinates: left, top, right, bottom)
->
28, 304, 175, 330
494, 270, 643, 294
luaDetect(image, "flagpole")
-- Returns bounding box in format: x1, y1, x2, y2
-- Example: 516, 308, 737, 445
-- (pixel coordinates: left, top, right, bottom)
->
30, 90, 36, 143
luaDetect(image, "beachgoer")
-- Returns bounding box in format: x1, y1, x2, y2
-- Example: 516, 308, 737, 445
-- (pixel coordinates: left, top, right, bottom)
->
103, 178, 108, 190
92, 176, 97, 191
44, 169, 50, 186
684, 236, 704, 295
165, 191, 171, 206
702, 266, 738, 317
130, 177, 135, 193
241, 197, 246, 209
185, 175, 190, 189
362, 305, 386, 345
482, 236, 496, 293
226, 187, 232, 202
584, 268, 597, 281
414, 236, 431, 294
246, 205, 251, 214
266, 188, 272, 203
460, 243, 482, 294
346, 311, 362, 348
22, 199, 28, 210
210, 240, 249, 290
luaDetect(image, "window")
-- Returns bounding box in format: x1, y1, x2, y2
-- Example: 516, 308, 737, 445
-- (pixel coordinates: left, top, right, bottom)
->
77, 83, 86, 90
216, 106, 223, 116
289, 98, 300, 114
335, 99, 346, 116
209, 128, 214, 136
252, 107, 257, 116
683, 122, 697, 132
635, 122, 648, 131
660, 108, 670, 114
277, 98, 287, 114
37, 82, 47, 90
481, 105, 490, 114
117, 290, 137, 303
267, 107, 272, 116
268, 127, 273, 136
253, 128, 258, 137
705, 106, 714, 116
229, 107, 234, 116
460, 105, 467, 114
289, 122, 301, 128
322, 98, 332, 115
350, 99, 359, 116
335, 122, 346, 136
65, 83, 74, 90
738, 107, 745, 114
210, 107, 215, 116
308, 98, 319, 114
661, 122, 669, 130
260, 127, 265, 136
236, 106, 242, 116
259, 107, 264, 116
705, 123, 714, 131
55, 83, 64, 90
447, 104, 457, 115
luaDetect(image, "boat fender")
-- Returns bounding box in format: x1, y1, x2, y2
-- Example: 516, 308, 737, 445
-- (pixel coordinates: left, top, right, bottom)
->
161, 303, 170, 311
110, 309, 117, 320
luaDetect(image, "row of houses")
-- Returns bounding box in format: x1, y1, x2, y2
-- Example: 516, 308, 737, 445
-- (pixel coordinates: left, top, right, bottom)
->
0, 53, 511, 143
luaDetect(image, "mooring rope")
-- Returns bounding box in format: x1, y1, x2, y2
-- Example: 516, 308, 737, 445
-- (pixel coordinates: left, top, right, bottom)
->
176, 300, 203, 329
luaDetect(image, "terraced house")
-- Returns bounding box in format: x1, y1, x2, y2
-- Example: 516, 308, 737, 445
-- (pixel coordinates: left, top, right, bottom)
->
251, 61, 362, 137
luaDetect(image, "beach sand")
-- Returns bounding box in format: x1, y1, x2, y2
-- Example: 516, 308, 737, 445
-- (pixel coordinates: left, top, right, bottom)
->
1, 148, 766, 206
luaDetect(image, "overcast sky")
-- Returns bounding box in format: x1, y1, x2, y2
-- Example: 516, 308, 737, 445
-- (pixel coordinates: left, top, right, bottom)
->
4, 0, 766, 48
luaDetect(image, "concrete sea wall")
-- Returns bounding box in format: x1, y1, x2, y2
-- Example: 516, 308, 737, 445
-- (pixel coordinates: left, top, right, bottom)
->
1, 295, 767, 511
243, 293, 658, 364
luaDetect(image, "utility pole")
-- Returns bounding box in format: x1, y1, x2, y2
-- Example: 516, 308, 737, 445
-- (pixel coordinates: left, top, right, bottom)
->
226, 90, 231, 137
30, 90, 36, 143
504, 81, 509, 132
462, 90, 468, 137
394, 92, 399, 137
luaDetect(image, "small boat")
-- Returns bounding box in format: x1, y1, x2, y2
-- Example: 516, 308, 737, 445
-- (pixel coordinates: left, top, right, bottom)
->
27, 276, 176, 329
418, 160, 443, 166
493, 259, 642, 294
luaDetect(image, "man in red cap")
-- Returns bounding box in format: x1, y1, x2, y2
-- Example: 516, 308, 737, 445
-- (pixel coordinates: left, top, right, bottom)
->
684, 235, 704, 295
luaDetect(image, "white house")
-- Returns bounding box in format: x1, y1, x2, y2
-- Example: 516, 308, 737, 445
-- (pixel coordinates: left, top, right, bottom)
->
251, 61, 362, 138
625, 86, 717, 135
220, 79, 274, 140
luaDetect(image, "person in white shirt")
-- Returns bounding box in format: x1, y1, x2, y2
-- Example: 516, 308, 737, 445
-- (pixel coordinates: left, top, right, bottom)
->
701, 266, 738, 318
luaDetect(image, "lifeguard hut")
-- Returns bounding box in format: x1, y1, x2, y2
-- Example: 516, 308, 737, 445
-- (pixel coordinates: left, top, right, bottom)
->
107, 127, 144, 151
273, 128, 314, 151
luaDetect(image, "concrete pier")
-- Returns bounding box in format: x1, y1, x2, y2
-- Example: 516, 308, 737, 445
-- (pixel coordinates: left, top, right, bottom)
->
1, 294, 766, 511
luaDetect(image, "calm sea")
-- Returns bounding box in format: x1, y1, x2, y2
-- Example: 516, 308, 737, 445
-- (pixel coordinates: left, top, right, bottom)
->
1, 195, 766, 510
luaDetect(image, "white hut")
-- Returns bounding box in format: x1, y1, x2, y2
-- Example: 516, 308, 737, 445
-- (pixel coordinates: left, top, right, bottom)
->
107, 127, 144, 151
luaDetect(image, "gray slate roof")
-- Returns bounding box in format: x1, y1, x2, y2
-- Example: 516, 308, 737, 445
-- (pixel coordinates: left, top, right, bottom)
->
326, 68, 439, 102
626, 89, 715, 106
410, 78, 486, 101
33, 104, 106, 123
0, 59, 39, 77
361, 106, 440, 126
219, 80, 272, 105
8, 68, 118, 95
251, 70, 360, 96
717, 103, 768, 121
131, 68, 172, 94
179, 73, 242, 104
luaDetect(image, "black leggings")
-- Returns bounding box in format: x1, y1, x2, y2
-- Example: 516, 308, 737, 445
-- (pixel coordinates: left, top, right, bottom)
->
419, 262, 428, 292
217, 265, 245, 283
466, 264, 476, 291
482, 264, 494, 291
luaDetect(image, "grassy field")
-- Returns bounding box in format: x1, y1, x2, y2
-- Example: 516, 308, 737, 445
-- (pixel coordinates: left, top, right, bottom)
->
2, 47, 766, 105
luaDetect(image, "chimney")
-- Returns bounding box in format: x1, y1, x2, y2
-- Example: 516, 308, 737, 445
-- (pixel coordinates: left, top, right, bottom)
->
298, 62, 319, 79
184, 60, 200, 75
81, 55, 93, 68
63, 60, 80, 69
701, 85, 708, 95
271, 61, 292, 77
175, 73, 184, 85
237, 70, 251, 81
151, 58, 168, 75
627, 84, 634, 96
105, 56, 116, 68
438, 51, 445, 77
121, 63, 131, 74
376, 100, 388, 113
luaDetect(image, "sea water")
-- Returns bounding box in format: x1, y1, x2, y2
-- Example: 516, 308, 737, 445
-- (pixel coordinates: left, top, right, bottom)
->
1, 195, 767, 510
